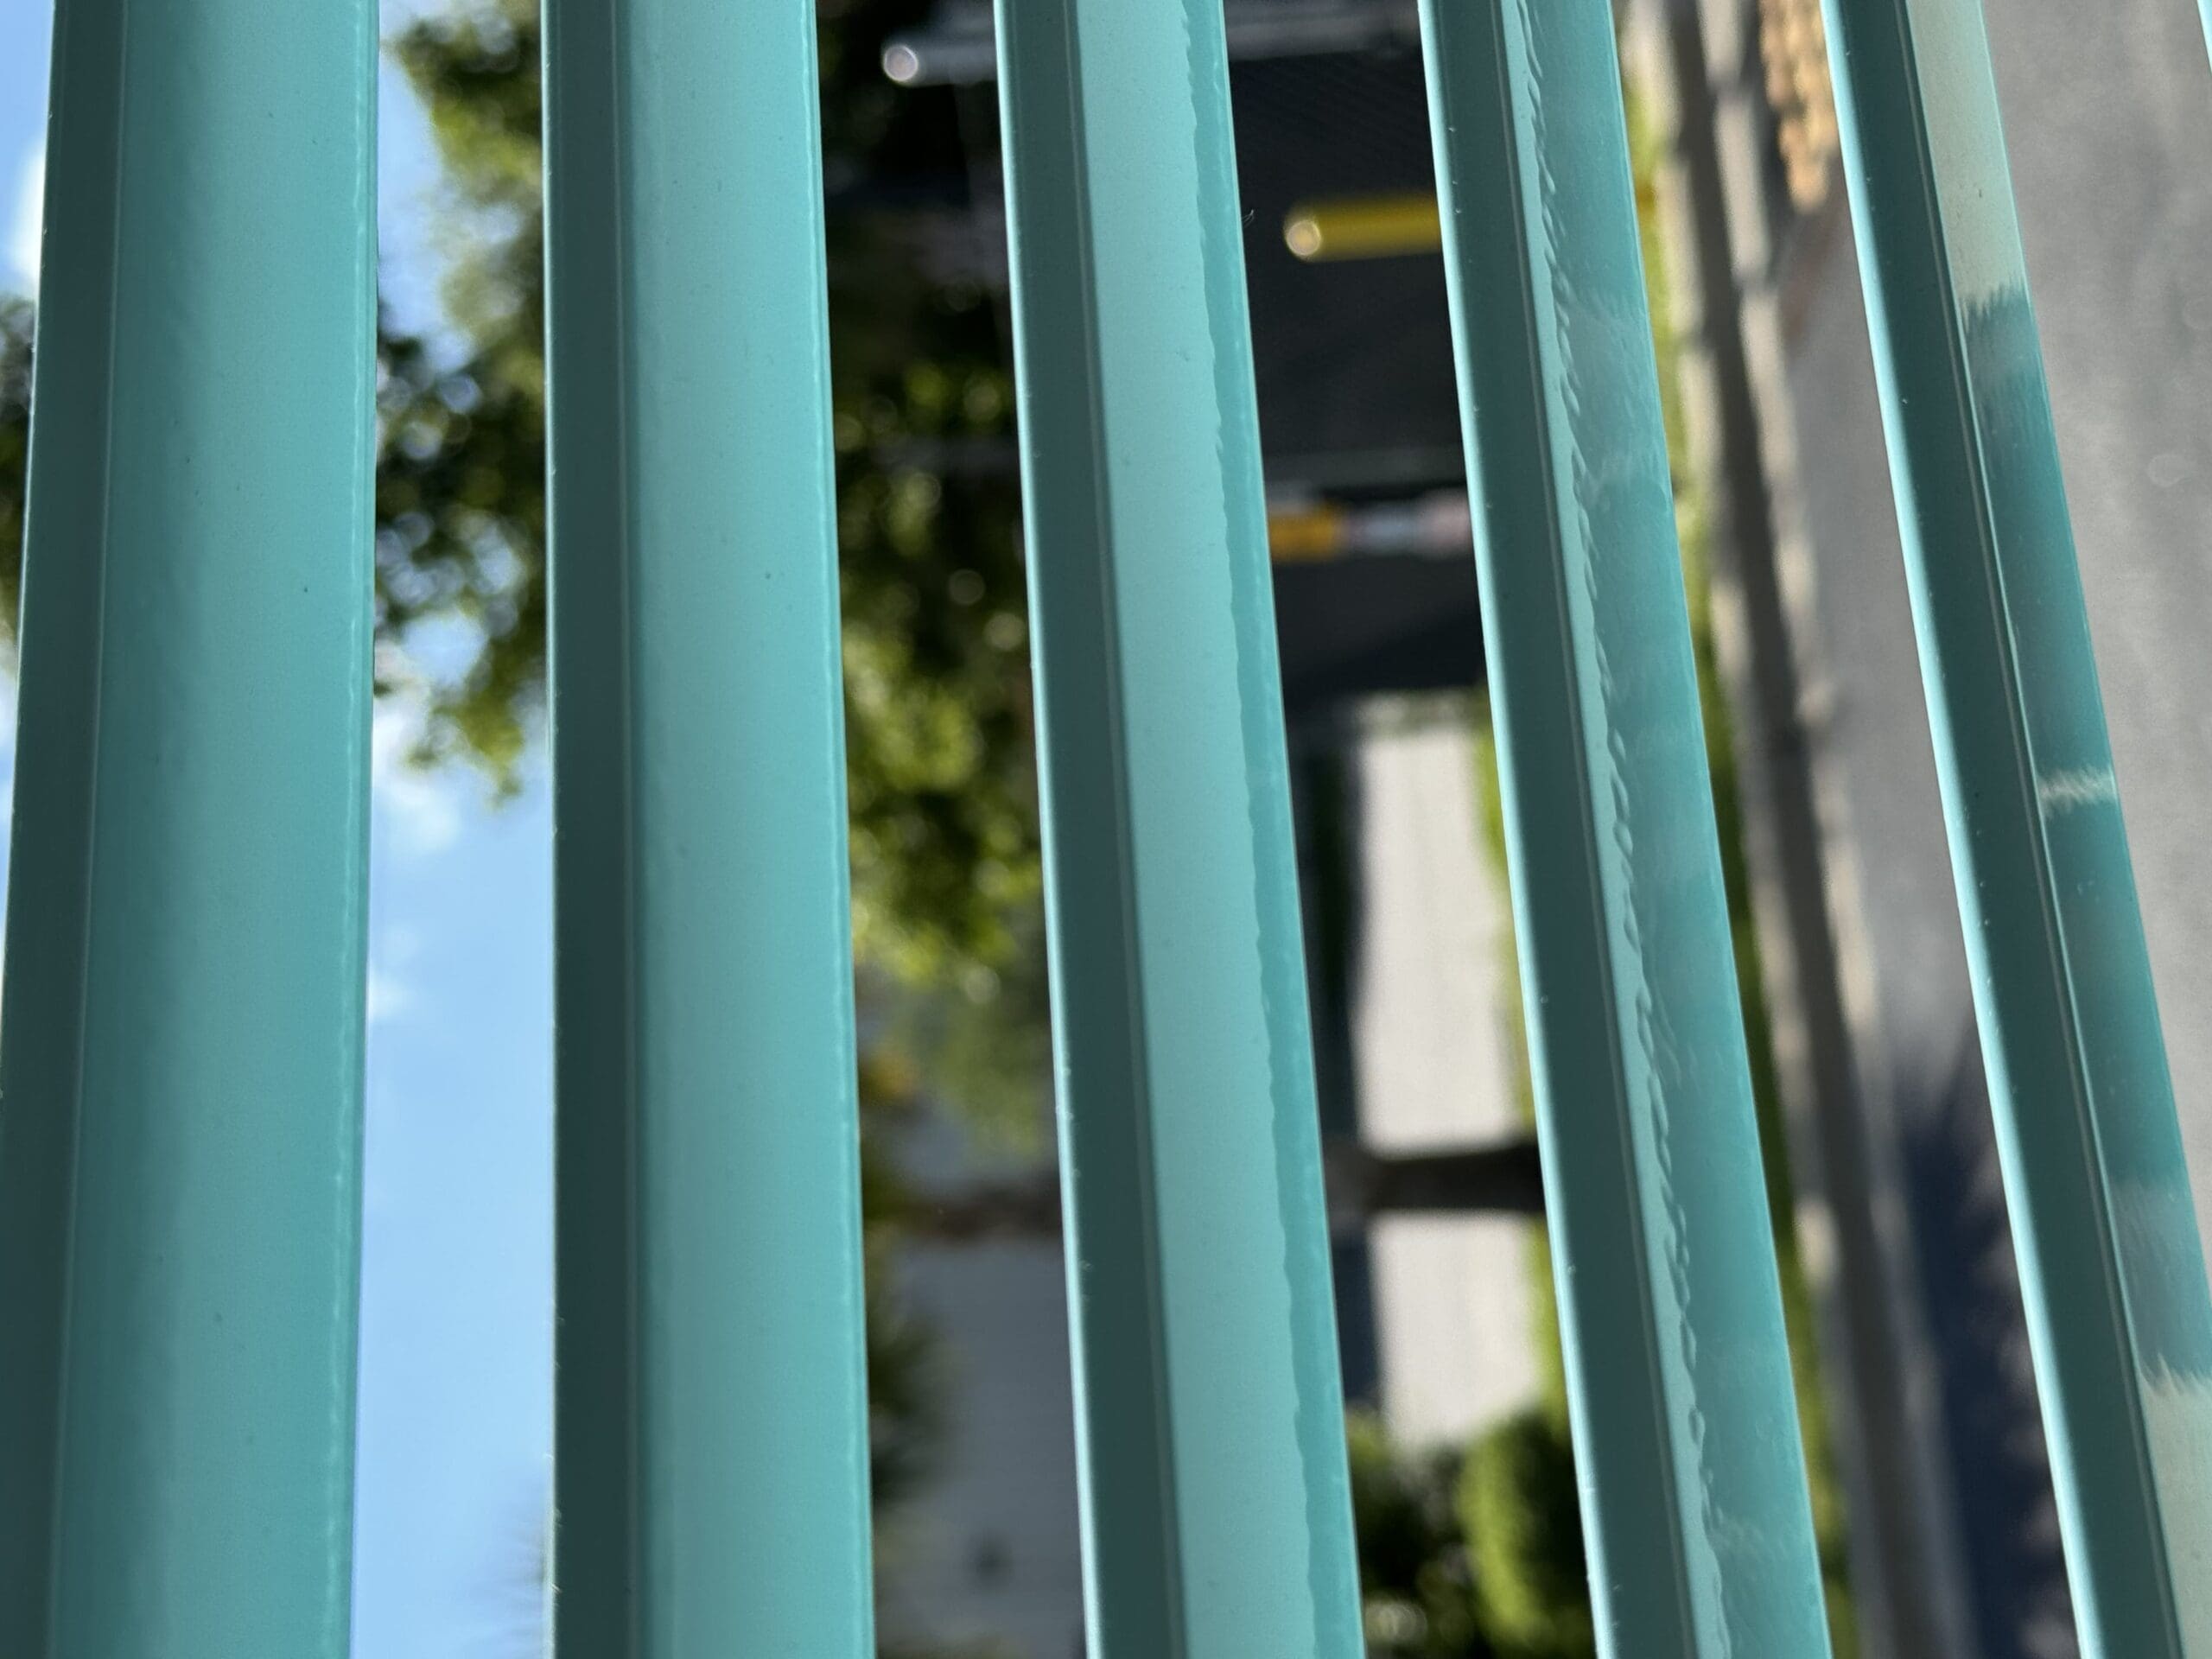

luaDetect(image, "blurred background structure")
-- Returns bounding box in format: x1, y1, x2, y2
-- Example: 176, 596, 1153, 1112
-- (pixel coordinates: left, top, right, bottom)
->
0, 0, 2208, 1656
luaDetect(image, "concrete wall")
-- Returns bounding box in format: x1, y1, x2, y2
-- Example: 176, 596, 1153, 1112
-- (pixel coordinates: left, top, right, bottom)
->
1351, 706, 1541, 1448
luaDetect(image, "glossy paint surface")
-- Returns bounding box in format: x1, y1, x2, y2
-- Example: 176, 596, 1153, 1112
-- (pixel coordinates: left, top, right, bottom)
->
1417, 1, 1831, 1654
0, 0, 377, 1652
992, 0, 1363, 1652
1821, 0, 2212, 1652
543, 1, 874, 1653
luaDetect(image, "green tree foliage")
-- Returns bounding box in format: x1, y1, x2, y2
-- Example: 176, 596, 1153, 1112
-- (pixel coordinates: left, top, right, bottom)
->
1348, 1412, 1487, 1657
378, 0, 1039, 986
0, 0, 1039, 988
1349, 1405, 1593, 1659
1459, 1409, 1593, 1659
1, 293, 29, 638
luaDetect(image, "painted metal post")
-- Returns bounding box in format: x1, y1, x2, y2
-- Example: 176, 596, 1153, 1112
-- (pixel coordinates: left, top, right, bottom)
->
1817, 0, 2212, 1652
991, 0, 1364, 1653
0, 2, 377, 1655
543, 1, 875, 1654
1415, 1, 1832, 1654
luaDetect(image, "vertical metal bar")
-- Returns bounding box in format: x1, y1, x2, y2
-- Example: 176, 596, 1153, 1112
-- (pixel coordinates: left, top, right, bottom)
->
1415, 2, 1833, 1654
991, 0, 1364, 1653
543, 1, 875, 1654
0, 1, 377, 1654
1630, 1, 1984, 1649
1816, 0, 2212, 1652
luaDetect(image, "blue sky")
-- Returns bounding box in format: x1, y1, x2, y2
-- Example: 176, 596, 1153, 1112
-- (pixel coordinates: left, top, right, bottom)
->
2, 5, 556, 1655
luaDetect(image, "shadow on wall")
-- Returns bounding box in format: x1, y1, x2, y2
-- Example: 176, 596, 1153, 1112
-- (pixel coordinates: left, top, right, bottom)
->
1900, 1030, 2075, 1659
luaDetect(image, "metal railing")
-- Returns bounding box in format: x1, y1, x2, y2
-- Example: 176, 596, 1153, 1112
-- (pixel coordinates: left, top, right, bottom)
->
0, 0, 2203, 1655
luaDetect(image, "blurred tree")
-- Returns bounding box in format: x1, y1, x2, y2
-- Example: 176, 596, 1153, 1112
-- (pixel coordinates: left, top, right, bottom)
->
1348, 1412, 1490, 1658
1458, 1408, 1593, 1659
1, 294, 28, 639
0, 0, 1039, 990
377, 0, 1040, 988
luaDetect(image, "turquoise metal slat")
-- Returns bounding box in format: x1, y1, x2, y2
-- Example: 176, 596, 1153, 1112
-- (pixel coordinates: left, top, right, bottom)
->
543, 0, 875, 1652
0, 1, 376, 1653
1416, 1, 1832, 1653
1818, 0, 2212, 1651
991, 0, 1363, 1652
